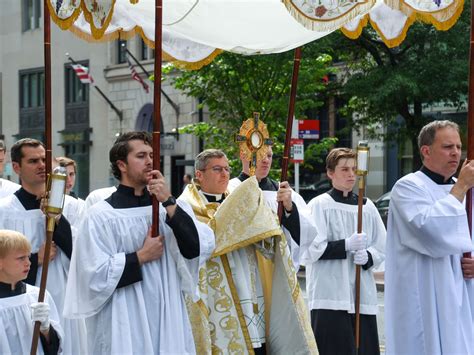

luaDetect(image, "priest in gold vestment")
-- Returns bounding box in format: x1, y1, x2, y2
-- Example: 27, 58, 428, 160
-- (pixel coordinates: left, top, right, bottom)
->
179, 149, 317, 355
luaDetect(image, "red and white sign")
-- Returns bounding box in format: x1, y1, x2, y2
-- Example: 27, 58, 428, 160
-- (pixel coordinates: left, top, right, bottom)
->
298, 119, 320, 139
290, 139, 304, 163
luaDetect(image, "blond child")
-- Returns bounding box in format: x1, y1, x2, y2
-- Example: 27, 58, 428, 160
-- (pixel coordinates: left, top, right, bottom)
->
0, 229, 63, 354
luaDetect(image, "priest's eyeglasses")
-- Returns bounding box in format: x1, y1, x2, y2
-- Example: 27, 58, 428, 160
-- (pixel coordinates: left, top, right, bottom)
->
202, 166, 232, 174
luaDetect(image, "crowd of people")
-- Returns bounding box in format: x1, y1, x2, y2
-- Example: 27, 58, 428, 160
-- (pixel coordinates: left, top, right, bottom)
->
0, 119, 473, 354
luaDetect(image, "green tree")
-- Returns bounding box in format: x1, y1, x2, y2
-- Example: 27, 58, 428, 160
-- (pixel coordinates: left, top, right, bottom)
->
328, 5, 470, 170
167, 46, 335, 179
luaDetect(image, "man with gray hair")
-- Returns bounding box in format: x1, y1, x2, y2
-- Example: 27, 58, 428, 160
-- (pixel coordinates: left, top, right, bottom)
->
0, 139, 20, 198
179, 148, 317, 354
385, 120, 474, 354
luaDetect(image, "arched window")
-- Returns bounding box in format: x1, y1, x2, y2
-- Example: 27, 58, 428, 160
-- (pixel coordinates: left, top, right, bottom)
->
135, 103, 164, 133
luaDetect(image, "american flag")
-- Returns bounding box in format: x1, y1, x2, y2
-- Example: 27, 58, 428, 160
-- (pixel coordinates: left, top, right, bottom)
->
71, 64, 94, 84
126, 56, 149, 93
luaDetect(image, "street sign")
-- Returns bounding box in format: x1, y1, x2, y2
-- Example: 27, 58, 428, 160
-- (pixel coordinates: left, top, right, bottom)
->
298, 119, 320, 139
290, 139, 304, 163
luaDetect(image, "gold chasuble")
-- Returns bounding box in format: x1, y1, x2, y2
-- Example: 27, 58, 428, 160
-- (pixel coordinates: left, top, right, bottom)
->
180, 177, 317, 354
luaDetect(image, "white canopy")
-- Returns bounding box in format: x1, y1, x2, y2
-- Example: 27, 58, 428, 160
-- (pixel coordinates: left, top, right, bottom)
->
49, 0, 464, 68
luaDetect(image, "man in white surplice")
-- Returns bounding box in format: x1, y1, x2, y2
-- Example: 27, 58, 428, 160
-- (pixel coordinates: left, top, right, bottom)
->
53, 157, 85, 236
0, 139, 20, 199
302, 148, 385, 355
385, 120, 474, 354
63, 132, 214, 354
0, 138, 87, 355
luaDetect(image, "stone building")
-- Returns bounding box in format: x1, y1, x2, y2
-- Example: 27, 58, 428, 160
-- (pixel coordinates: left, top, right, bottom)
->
0, 0, 203, 198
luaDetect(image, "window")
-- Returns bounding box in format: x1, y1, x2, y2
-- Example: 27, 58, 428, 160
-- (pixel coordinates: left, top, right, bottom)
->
400, 138, 414, 176
117, 40, 127, 64
139, 38, 155, 60
65, 65, 89, 104
18, 68, 45, 137
140, 39, 148, 60
22, 0, 41, 32
19, 70, 44, 108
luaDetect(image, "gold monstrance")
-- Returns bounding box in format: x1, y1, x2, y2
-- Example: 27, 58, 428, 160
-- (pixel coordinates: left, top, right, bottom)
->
235, 112, 273, 176
235, 112, 275, 322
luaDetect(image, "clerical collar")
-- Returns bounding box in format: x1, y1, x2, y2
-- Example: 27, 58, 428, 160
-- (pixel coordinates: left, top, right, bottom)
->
14, 187, 41, 210
105, 184, 151, 209
0, 281, 26, 298
202, 192, 225, 203
328, 188, 363, 206
237, 172, 279, 191
420, 166, 455, 185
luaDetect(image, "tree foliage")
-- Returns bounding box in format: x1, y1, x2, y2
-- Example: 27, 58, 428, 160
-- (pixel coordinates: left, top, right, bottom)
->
327, 4, 470, 169
167, 47, 334, 179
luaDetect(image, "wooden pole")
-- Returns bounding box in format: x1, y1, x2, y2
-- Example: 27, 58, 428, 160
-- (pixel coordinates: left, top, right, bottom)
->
278, 47, 302, 221
31, 1, 53, 353
30, 221, 55, 355
465, 0, 474, 251
354, 176, 365, 354
44, 0, 52, 180
152, 0, 163, 238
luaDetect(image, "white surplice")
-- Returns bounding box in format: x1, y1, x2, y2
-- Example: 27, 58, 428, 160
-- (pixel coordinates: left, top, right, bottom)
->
302, 193, 385, 314
0, 284, 64, 355
62, 195, 85, 237
385, 171, 474, 355
0, 194, 87, 355
63, 199, 214, 355
84, 186, 116, 210
0, 178, 20, 198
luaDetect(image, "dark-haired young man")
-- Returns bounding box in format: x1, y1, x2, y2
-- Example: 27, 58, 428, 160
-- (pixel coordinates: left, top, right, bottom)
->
64, 131, 215, 354
0, 138, 87, 354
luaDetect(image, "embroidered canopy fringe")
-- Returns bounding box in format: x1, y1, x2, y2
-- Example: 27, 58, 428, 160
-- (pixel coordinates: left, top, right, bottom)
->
282, 0, 376, 32
47, 0, 465, 66
342, 0, 464, 48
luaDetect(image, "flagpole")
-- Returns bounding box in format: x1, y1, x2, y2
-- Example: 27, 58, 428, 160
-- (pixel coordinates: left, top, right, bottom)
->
94, 86, 124, 134
123, 46, 180, 132
66, 54, 123, 133
152, 0, 163, 238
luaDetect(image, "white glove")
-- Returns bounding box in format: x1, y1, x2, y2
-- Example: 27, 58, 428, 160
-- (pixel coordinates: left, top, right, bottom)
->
354, 249, 369, 265
345, 232, 367, 251
31, 302, 50, 332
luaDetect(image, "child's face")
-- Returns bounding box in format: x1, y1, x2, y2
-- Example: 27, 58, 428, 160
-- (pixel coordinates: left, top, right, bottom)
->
0, 250, 31, 285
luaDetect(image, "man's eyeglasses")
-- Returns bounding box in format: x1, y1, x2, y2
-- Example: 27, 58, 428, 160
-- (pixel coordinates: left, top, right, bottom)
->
201, 166, 231, 174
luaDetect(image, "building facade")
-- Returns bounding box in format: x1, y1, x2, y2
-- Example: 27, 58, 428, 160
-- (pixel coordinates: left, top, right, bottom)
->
0, 0, 203, 198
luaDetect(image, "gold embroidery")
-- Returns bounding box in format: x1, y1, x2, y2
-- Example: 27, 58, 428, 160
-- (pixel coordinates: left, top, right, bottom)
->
180, 178, 318, 354
221, 255, 255, 354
